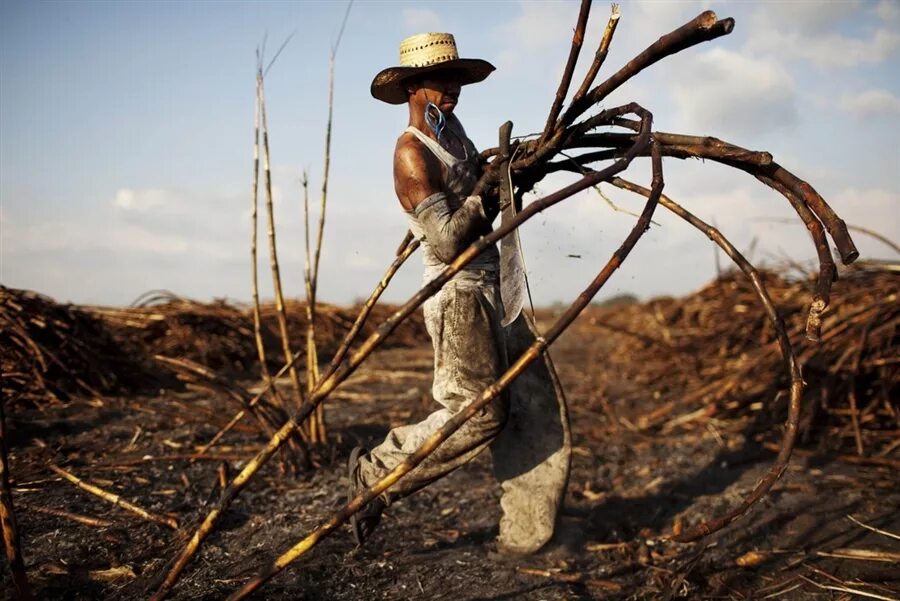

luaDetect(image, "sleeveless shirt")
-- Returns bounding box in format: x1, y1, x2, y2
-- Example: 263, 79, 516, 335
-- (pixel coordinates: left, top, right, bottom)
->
402, 117, 500, 278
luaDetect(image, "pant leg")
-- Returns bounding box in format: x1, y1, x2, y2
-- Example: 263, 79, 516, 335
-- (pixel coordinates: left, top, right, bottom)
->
490, 314, 572, 554
358, 271, 508, 504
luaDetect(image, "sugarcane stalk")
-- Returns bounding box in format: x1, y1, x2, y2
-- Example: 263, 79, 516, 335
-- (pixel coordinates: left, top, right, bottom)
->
49, 465, 177, 530
249, 65, 293, 420
323, 238, 420, 378
195, 238, 419, 458
1, 401, 34, 600
301, 170, 321, 443
608, 176, 803, 542
259, 71, 306, 411
755, 175, 835, 342
570, 3, 620, 106
225, 141, 666, 601
539, 0, 592, 142
151, 105, 653, 601
305, 2, 353, 443
395, 230, 415, 256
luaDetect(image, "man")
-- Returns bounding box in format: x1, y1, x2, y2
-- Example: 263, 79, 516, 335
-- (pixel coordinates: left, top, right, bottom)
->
348, 32, 571, 555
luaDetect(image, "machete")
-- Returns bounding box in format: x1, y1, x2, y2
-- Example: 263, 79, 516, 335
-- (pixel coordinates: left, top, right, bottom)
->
497, 121, 526, 327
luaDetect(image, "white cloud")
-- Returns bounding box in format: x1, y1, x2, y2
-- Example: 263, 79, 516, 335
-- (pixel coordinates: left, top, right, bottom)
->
875, 0, 900, 23
746, 4, 900, 69
671, 48, 797, 137
840, 88, 900, 119
493, 1, 575, 70
113, 188, 177, 213
402, 8, 442, 33
828, 187, 900, 258
3, 221, 95, 253
757, 1, 861, 34
4, 218, 236, 259
498, 1, 574, 55
109, 224, 190, 255
7, 185, 251, 269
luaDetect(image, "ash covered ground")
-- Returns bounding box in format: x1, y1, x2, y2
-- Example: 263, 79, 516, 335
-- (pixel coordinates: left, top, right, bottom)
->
2, 269, 898, 600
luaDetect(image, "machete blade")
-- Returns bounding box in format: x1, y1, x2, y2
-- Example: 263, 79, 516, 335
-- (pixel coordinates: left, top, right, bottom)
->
496, 121, 526, 327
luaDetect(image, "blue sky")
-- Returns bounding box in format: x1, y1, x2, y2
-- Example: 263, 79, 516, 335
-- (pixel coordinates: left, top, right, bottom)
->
2, 0, 898, 307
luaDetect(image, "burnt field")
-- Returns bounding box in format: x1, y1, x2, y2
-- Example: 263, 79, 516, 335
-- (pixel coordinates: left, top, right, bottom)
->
1, 266, 898, 600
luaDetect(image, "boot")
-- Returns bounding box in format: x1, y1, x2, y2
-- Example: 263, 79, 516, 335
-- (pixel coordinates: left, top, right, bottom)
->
347, 446, 386, 546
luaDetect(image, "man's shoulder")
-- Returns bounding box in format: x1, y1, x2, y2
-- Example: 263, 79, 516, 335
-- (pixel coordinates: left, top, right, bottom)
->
395, 130, 426, 155
393, 132, 442, 196
394, 132, 437, 170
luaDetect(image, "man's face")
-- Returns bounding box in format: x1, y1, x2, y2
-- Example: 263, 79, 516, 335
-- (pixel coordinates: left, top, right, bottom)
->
413, 72, 463, 114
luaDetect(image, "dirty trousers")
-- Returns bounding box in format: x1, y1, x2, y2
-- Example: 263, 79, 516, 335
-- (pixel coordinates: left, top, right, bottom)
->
357, 270, 571, 553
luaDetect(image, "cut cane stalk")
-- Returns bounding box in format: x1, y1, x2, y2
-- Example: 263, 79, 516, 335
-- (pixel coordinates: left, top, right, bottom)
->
1, 401, 34, 600
540, 0, 592, 143
197, 239, 420, 459
570, 3, 620, 106
151, 105, 654, 601
609, 177, 802, 542
20, 504, 116, 528
49, 465, 178, 530
224, 142, 665, 601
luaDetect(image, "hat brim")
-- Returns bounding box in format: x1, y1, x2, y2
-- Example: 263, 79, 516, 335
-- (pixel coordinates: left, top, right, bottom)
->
371, 58, 495, 105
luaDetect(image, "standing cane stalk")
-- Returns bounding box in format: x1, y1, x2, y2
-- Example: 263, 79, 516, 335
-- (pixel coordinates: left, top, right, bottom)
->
303, 1, 353, 443
248, 52, 295, 420
249, 63, 280, 411
259, 69, 306, 412
1, 400, 33, 601
301, 171, 321, 442
249, 56, 308, 463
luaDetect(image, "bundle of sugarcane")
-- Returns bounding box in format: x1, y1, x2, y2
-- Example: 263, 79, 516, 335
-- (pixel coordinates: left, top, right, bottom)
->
150, 4, 871, 596
94, 294, 427, 377
0, 286, 155, 407
0, 282, 429, 412
87, 290, 259, 376
580, 265, 898, 456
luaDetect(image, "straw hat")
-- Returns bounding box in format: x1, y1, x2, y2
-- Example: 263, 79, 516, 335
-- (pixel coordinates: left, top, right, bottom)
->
371, 33, 495, 105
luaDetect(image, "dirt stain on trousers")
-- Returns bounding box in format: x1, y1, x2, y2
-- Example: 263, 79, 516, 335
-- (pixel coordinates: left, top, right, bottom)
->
358, 269, 571, 553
